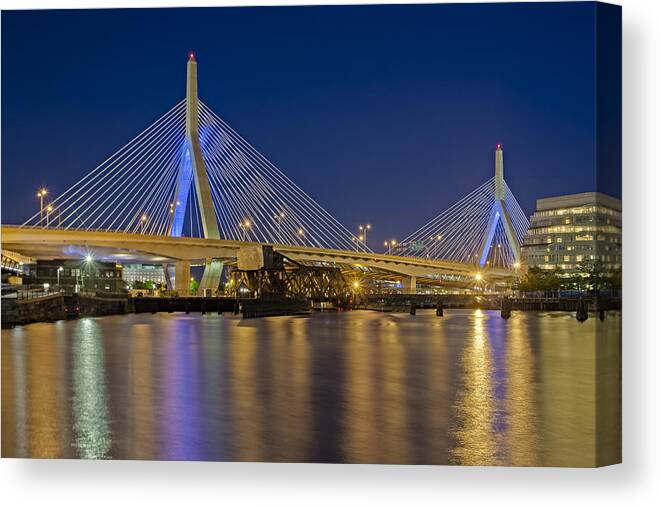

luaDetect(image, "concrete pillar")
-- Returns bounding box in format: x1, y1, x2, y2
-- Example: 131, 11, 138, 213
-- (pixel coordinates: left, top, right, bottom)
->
401, 275, 417, 294
162, 263, 174, 290
186, 54, 220, 240
200, 259, 224, 294
495, 144, 505, 201
174, 260, 191, 295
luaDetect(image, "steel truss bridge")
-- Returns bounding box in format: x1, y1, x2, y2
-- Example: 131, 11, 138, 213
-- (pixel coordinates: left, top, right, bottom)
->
2, 54, 529, 295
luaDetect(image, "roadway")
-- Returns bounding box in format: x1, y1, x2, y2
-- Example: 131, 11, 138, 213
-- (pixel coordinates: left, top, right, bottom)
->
1, 226, 515, 287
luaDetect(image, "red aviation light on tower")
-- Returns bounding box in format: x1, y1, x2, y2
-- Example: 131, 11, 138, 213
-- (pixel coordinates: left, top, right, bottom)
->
188, 52, 196, 61
496, 143, 502, 150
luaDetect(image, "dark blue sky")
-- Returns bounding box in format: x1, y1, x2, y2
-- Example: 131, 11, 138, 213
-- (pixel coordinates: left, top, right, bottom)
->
1, 2, 621, 247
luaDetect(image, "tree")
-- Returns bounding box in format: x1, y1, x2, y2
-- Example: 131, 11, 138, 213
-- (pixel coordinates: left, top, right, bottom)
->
189, 278, 199, 292
608, 267, 622, 291
515, 266, 563, 293
132, 280, 162, 290
576, 258, 609, 294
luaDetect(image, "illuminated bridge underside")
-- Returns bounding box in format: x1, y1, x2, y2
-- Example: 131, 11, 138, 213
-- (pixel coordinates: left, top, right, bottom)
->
1, 227, 514, 286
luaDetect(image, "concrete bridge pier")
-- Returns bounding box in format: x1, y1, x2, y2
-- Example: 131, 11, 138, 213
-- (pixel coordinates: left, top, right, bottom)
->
200, 259, 223, 293
401, 275, 417, 294
163, 263, 174, 290
174, 260, 191, 294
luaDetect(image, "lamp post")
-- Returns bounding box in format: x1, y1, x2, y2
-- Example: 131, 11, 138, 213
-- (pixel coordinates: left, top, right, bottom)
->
274, 212, 285, 243
297, 227, 305, 244
46, 205, 53, 226
140, 214, 147, 234
37, 188, 47, 222
385, 239, 397, 255
57, 266, 63, 286
239, 220, 252, 241
83, 254, 93, 289
358, 224, 371, 248
427, 234, 443, 257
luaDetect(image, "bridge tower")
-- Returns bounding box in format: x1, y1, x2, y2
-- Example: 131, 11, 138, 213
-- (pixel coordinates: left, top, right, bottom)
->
171, 53, 220, 239
477, 145, 522, 267
170, 53, 223, 292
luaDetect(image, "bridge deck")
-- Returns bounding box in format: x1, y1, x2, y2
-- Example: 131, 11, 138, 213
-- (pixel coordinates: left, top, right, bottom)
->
2, 226, 516, 282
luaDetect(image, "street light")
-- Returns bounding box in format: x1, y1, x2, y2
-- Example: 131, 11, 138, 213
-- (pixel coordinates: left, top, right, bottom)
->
82, 253, 94, 289
57, 266, 63, 286
239, 219, 252, 241
141, 214, 148, 234
274, 211, 285, 243
426, 234, 443, 258
46, 205, 53, 226
385, 239, 397, 255
358, 224, 371, 248
37, 188, 47, 221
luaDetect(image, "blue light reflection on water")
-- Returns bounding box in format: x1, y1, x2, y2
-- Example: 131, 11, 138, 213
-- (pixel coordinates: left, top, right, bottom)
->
1, 310, 620, 465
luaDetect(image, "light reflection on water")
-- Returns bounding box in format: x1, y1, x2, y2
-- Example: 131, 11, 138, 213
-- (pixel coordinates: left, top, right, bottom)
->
72, 319, 111, 459
1, 310, 620, 466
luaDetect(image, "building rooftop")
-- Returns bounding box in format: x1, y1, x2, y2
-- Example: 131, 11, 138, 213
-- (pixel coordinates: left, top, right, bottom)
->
535, 191, 621, 212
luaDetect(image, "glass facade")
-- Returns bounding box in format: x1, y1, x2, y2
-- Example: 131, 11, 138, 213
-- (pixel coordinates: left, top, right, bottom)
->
121, 264, 166, 286
522, 192, 621, 274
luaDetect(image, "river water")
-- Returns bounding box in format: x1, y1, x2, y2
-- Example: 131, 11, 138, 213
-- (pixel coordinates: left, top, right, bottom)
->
1, 309, 621, 466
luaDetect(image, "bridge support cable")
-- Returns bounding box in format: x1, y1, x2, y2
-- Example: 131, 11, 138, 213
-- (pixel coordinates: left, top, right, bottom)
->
197, 101, 370, 252
21, 100, 187, 235
397, 146, 529, 269
20, 55, 372, 253
19, 98, 369, 252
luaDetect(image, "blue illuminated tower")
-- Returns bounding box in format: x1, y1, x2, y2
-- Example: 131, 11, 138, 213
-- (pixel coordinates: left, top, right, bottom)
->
169, 53, 223, 293
478, 145, 522, 267
170, 53, 220, 239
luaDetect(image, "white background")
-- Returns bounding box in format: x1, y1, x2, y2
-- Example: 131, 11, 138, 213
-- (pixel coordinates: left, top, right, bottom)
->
1, 0, 659, 505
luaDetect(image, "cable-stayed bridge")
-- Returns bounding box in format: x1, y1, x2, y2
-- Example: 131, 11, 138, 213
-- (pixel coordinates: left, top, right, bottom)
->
2, 54, 528, 294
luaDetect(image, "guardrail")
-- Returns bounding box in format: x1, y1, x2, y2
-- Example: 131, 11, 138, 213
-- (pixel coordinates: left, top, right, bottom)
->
1, 284, 63, 301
